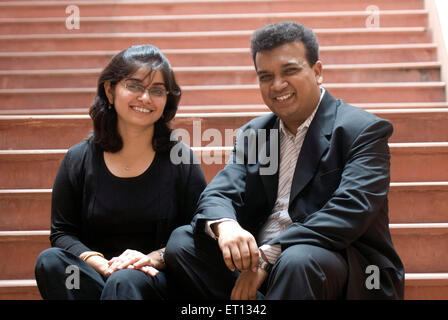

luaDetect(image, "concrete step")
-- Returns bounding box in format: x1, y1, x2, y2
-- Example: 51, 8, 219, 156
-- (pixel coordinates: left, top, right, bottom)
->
2, 182, 447, 231
0, 10, 428, 35
2, 273, 447, 300
3, 102, 448, 116
0, 0, 424, 19
0, 62, 441, 89
0, 143, 447, 189
0, 189, 51, 231
0, 44, 438, 70
404, 273, 448, 299
0, 82, 445, 110
1, 109, 447, 149
0, 223, 445, 280
389, 182, 448, 223
0, 230, 50, 280
0, 279, 40, 300
390, 223, 448, 273
0, 28, 431, 52
389, 143, 448, 182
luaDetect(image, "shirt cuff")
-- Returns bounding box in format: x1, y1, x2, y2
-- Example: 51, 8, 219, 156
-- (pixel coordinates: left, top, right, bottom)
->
204, 218, 235, 239
259, 244, 281, 265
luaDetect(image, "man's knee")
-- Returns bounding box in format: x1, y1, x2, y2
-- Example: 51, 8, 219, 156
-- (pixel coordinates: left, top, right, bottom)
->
277, 244, 346, 274
269, 244, 348, 299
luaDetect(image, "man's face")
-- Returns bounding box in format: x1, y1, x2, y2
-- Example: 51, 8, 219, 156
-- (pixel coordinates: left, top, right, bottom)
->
255, 41, 323, 134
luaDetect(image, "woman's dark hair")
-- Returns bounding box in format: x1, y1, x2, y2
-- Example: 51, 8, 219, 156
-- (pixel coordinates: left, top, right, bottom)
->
250, 21, 319, 68
89, 44, 181, 153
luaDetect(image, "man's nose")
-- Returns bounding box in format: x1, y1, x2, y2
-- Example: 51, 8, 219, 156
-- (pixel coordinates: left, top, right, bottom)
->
271, 76, 288, 91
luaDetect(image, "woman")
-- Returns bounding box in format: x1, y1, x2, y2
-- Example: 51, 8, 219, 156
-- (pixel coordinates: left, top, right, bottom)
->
34, 44, 207, 300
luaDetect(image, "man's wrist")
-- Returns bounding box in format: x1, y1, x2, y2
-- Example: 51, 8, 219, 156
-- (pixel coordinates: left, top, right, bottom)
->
258, 255, 272, 273
212, 220, 239, 237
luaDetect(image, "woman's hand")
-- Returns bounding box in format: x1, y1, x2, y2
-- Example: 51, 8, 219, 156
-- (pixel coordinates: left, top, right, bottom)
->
79, 251, 111, 278
107, 249, 164, 277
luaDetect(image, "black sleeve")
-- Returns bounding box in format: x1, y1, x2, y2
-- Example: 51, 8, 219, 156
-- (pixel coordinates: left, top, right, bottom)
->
191, 131, 248, 234
49, 147, 91, 257
177, 147, 207, 225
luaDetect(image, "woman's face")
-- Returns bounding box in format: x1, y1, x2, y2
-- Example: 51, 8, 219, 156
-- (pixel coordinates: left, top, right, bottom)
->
105, 67, 168, 131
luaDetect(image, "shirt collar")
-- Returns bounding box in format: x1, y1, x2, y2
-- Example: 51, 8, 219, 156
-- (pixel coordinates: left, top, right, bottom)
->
279, 87, 326, 138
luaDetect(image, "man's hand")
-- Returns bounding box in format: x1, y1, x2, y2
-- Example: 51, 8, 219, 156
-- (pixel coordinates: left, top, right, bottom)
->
231, 269, 268, 300
213, 220, 259, 272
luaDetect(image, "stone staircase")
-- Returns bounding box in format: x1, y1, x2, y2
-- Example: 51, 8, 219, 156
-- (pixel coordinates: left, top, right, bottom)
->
0, 0, 447, 299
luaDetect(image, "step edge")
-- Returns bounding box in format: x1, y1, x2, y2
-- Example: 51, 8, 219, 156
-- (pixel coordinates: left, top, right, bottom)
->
0, 61, 442, 75
0, 82, 445, 93
1, 273, 447, 288
1, 103, 446, 115
0, 43, 437, 57
2, 108, 448, 120
0, 10, 430, 23
2, 183, 447, 194
3, 223, 448, 238
0, 27, 428, 40
1, 143, 448, 155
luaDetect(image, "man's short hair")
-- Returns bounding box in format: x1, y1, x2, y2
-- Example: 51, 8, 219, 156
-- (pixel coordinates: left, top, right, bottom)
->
250, 21, 320, 68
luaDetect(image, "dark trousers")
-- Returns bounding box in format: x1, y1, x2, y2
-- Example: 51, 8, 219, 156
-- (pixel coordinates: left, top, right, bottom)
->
165, 225, 348, 300
34, 247, 169, 300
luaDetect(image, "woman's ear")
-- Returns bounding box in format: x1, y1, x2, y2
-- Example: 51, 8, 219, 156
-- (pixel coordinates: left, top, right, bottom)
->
104, 81, 114, 105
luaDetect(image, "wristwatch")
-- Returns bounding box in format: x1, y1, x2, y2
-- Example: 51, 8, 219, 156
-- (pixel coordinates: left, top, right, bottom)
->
258, 255, 272, 273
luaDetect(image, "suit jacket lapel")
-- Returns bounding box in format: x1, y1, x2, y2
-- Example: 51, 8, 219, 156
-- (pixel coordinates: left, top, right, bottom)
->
289, 90, 337, 207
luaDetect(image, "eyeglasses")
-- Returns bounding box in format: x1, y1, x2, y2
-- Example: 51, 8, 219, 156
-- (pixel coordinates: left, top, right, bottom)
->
122, 82, 169, 98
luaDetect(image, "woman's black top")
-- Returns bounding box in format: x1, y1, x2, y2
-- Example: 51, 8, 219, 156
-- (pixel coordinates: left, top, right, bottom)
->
50, 139, 207, 259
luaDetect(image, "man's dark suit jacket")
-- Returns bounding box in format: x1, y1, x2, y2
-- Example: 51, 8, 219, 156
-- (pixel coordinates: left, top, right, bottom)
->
192, 90, 405, 299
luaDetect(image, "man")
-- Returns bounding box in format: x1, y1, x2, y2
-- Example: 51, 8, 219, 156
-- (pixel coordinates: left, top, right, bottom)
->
166, 21, 404, 299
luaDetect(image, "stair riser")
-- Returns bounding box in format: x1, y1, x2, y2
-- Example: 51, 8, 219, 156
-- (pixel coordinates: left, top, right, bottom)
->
0, 47, 437, 70
392, 229, 448, 273
2, 186, 446, 231
404, 285, 448, 299
0, 0, 424, 19
0, 227, 444, 280
390, 147, 448, 182
1, 14, 427, 35
0, 67, 441, 89
0, 285, 41, 300
389, 187, 448, 223
0, 193, 51, 231
0, 147, 446, 189
0, 31, 430, 52
1, 281, 445, 300
0, 85, 445, 109
0, 236, 49, 280
1, 111, 447, 149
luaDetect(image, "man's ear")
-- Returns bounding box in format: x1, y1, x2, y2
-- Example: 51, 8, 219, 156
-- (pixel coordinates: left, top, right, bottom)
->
313, 60, 323, 85
104, 81, 114, 105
